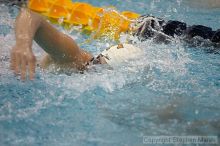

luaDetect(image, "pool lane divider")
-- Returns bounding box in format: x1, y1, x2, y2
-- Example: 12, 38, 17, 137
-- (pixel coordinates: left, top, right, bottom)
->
28, 0, 140, 40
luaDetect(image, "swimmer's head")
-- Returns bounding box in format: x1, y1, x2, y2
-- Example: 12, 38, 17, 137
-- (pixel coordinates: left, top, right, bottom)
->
101, 43, 143, 67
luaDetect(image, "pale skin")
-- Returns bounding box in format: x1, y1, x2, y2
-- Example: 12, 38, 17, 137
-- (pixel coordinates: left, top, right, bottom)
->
10, 8, 94, 80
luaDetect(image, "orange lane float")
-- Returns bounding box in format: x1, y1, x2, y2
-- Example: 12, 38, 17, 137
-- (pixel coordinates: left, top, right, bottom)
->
66, 2, 95, 25
28, 0, 49, 12
44, 0, 73, 19
28, 0, 140, 39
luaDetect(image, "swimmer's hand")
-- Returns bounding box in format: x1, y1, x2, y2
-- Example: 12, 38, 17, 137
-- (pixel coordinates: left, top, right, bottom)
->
10, 44, 36, 80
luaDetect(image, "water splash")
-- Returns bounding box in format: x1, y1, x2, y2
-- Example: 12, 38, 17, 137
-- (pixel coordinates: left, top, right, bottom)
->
0, 2, 220, 146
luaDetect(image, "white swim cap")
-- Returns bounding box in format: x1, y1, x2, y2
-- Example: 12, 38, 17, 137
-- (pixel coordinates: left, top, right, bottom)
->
101, 43, 143, 67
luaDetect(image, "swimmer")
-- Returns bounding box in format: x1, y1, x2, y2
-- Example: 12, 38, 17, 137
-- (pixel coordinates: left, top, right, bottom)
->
10, 6, 220, 80
10, 8, 143, 80
131, 15, 220, 46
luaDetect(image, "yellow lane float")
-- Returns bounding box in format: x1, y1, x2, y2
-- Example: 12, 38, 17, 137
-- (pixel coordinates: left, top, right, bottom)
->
28, 0, 140, 39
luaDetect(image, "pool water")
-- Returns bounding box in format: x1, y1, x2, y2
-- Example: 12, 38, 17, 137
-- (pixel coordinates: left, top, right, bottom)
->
0, 0, 220, 146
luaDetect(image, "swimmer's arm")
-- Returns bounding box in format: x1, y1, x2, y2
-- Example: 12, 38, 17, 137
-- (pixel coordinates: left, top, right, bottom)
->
33, 11, 93, 65
11, 8, 93, 80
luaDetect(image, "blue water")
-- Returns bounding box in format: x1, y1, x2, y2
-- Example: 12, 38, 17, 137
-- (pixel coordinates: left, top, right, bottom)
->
0, 0, 220, 146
